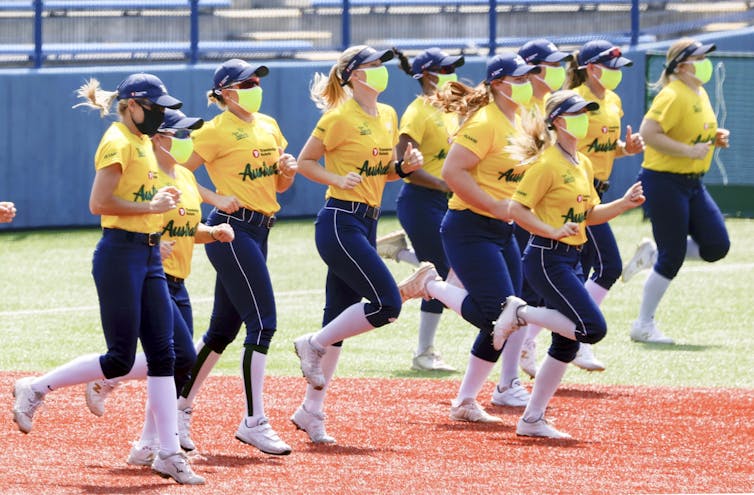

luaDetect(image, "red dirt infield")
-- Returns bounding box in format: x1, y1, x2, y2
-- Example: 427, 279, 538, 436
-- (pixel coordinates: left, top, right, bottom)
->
1, 372, 752, 494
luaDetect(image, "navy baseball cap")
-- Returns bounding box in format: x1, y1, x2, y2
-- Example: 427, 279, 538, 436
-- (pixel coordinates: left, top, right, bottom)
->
546, 93, 599, 127
411, 47, 465, 79
213, 58, 269, 90
664, 40, 716, 75
159, 109, 204, 132
577, 40, 633, 68
341, 46, 394, 85
518, 39, 572, 64
116, 73, 182, 109
486, 53, 540, 83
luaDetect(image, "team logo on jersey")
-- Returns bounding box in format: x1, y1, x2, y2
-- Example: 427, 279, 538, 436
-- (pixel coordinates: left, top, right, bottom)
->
358, 124, 372, 136
562, 171, 575, 184
253, 149, 260, 158
136, 147, 146, 158
178, 207, 186, 216
232, 129, 249, 140
372, 148, 379, 156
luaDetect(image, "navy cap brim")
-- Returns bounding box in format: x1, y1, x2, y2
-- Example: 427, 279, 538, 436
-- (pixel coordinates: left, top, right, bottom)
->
362, 48, 394, 64
564, 99, 599, 114
543, 51, 573, 63
150, 94, 183, 110
603, 56, 633, 69
439, 54, 465, 68
691, 43, 716, 56
511, 65, 541, 77
166, 116, 203, 131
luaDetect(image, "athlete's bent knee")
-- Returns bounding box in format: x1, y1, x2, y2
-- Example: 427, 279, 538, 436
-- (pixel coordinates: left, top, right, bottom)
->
101, 354, 136, 379
700, 240, 730, 263
578, 324, 607, 345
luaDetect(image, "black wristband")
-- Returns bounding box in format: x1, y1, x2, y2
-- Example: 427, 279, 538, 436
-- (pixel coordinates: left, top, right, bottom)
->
395, 159, 413, 178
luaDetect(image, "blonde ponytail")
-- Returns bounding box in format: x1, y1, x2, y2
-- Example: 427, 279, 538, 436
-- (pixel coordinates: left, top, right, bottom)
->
428, 80, 491, 120
310, 45, 369, 112
506, 104, 553, 163
72, 78, 120, 117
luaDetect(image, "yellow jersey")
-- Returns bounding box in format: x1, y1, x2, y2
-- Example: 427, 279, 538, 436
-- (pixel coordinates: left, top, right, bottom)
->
642, 79, 717, 174
156, 165, 202, 280
448, 102, 530, 218
94, 122, 163, 234
512, 146, 600, 246
574, 85, 623, 181
191, 111, 288, 216
313, 98, 399, 207
399, 96, 458, 182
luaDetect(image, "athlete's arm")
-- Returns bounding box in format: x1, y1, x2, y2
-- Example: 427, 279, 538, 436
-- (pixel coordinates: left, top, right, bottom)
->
194, 222, 234, 244
197, 183, 240, 213
89, 163, 179, 216
297, 136, 361, 189
396, 134, 450, 192
275, 152, 297, 193
181, 151, 206, 172
508, 201, 578, 240
586, 181, 645, 225
441, 144, 508, 220
640, 118, 709, 159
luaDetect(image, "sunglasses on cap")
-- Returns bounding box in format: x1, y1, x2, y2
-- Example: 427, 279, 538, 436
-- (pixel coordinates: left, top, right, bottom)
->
230, 77, 260, 89
581, 47, 622, 66
158, 129, 192, 139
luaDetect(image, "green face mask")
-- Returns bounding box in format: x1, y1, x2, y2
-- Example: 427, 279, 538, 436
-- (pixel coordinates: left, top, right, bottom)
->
431, 72, 458, 90
691, 58, 713, 84
503, 80, 533, 105
562, 113, 589, 139
235, 87, 263, 114
542, 66, 566, 91
359, 66, 389, 93
168, 137, 194, 164
598, 66, 623, 90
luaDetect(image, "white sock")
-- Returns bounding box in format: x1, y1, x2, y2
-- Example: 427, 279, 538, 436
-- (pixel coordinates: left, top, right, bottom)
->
426, 280, 466, 314
584, 279, 609, 306
454, 354, 495, 404
303, 345, 342, 414
518, 306, 577, 341
241, 348, 267, 420
32, 353, 104, 394
417, 311, 442, 354
686, 236, 700, 260
177, 340, 221, 409
139, 399, 158, 446
312, 303, 373, 348
397, 249, 420, 266
526, 324, 543, 341
499, 326, 525, 387
147, 375, 180, 455
522, 354, 568, 421
638, 269, 672, 323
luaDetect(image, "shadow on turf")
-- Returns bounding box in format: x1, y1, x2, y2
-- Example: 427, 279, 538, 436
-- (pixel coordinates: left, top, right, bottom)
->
631, 343, 720, 352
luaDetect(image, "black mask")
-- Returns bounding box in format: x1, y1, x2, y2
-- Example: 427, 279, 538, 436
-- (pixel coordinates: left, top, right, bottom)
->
134, 103, 165, 137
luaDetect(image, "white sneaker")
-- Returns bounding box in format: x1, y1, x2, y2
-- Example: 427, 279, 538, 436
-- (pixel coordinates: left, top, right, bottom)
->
127, 440, 159, 466
519, 338, 538, 379
571, 343, 605, 372
293, 334, 326, 390
491, 378, 530, 407
449, 398, 503, 423
411, 346, 456, 372
151, 450, 205, 485
398, 262, 438, 302
621, 237, 657, 283
85, 379, 118, 417
630, 320, 674, 344
12, 376, 44, 434
516, 415, 572, 439
178, 407, 196, 451
376, 230, 409, 262
291, 404, 336, 444
492, 296, 527, 351
235, 417, 292, 455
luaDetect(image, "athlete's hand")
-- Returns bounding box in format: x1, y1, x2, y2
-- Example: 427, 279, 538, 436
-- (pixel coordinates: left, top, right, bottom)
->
401, 142, 424, 174
211, 223, 235, 243
338, 171, 362, 190
623, 125, 645, 155
159, 240, 175, 261
490, 198, 511, 222
552, 222, 580, 240
622, 181, 646, 208
687, 142, 710, 160
150, 186, 181, 213
715, 128, 730, 148
216, 195, 241, 213
0, 201, 16, 223
278, 151, 298, 179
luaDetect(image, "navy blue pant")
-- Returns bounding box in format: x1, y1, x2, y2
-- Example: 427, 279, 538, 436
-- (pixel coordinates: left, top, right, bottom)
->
523, 236, 607, 363
167, 278, 197, 393
441, 209, 522, 362
640, 169, 730, 279
316, 199, 402, 338
202, 208, 276, 353
396, 183, 450, 314
93, 228, 175, 378
581, 221, 622, 290
513, 223, 543, 306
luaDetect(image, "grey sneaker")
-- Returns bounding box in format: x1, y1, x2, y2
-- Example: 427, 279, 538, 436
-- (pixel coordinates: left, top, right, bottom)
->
376, 230, 408, 262
571, 343, 605, 371
236, 417, 292, 455
517, 415, 572, 439
411, 346, 456, 372
492, 296, 527, 351
621, 237, 657, 283
85, 379, 118, 417
294, 334, 326, 390
630, 320, 674, 344
449, 398, 503, 423
151, 450, 205, 485
127, 440, 159, 467
519, 338, 538, 379
491, 378, 530, 407
397, 262, 438, 302
291, 404, 336, 444
12, 376, 44, 434
178, 407, 196, 451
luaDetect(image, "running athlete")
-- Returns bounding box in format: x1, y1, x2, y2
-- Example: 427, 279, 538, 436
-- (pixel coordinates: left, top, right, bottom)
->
178, 59, 298, 455
514, 38, 573, 379
0, 201, 16, 223
83, 109, 235, 461
563, 40, 644, 369
292, 45, 423, 444
498, 90, 645, 438
401, 53, 540, 421
629, 39, 730, 344
11, 74, 204, 484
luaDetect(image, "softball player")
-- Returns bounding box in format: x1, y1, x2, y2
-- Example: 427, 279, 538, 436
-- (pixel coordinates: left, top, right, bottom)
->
630, 38, 730, 344
384, 47, 466, 372
83, 109, 235, 460
402, 53, 541, 421
564, 40, 644, 369
0, 201, 15, 223
11, 74, 204, 484
178, 59, 298, 455
496, 90, 645, 438
292, 45, 423, 444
